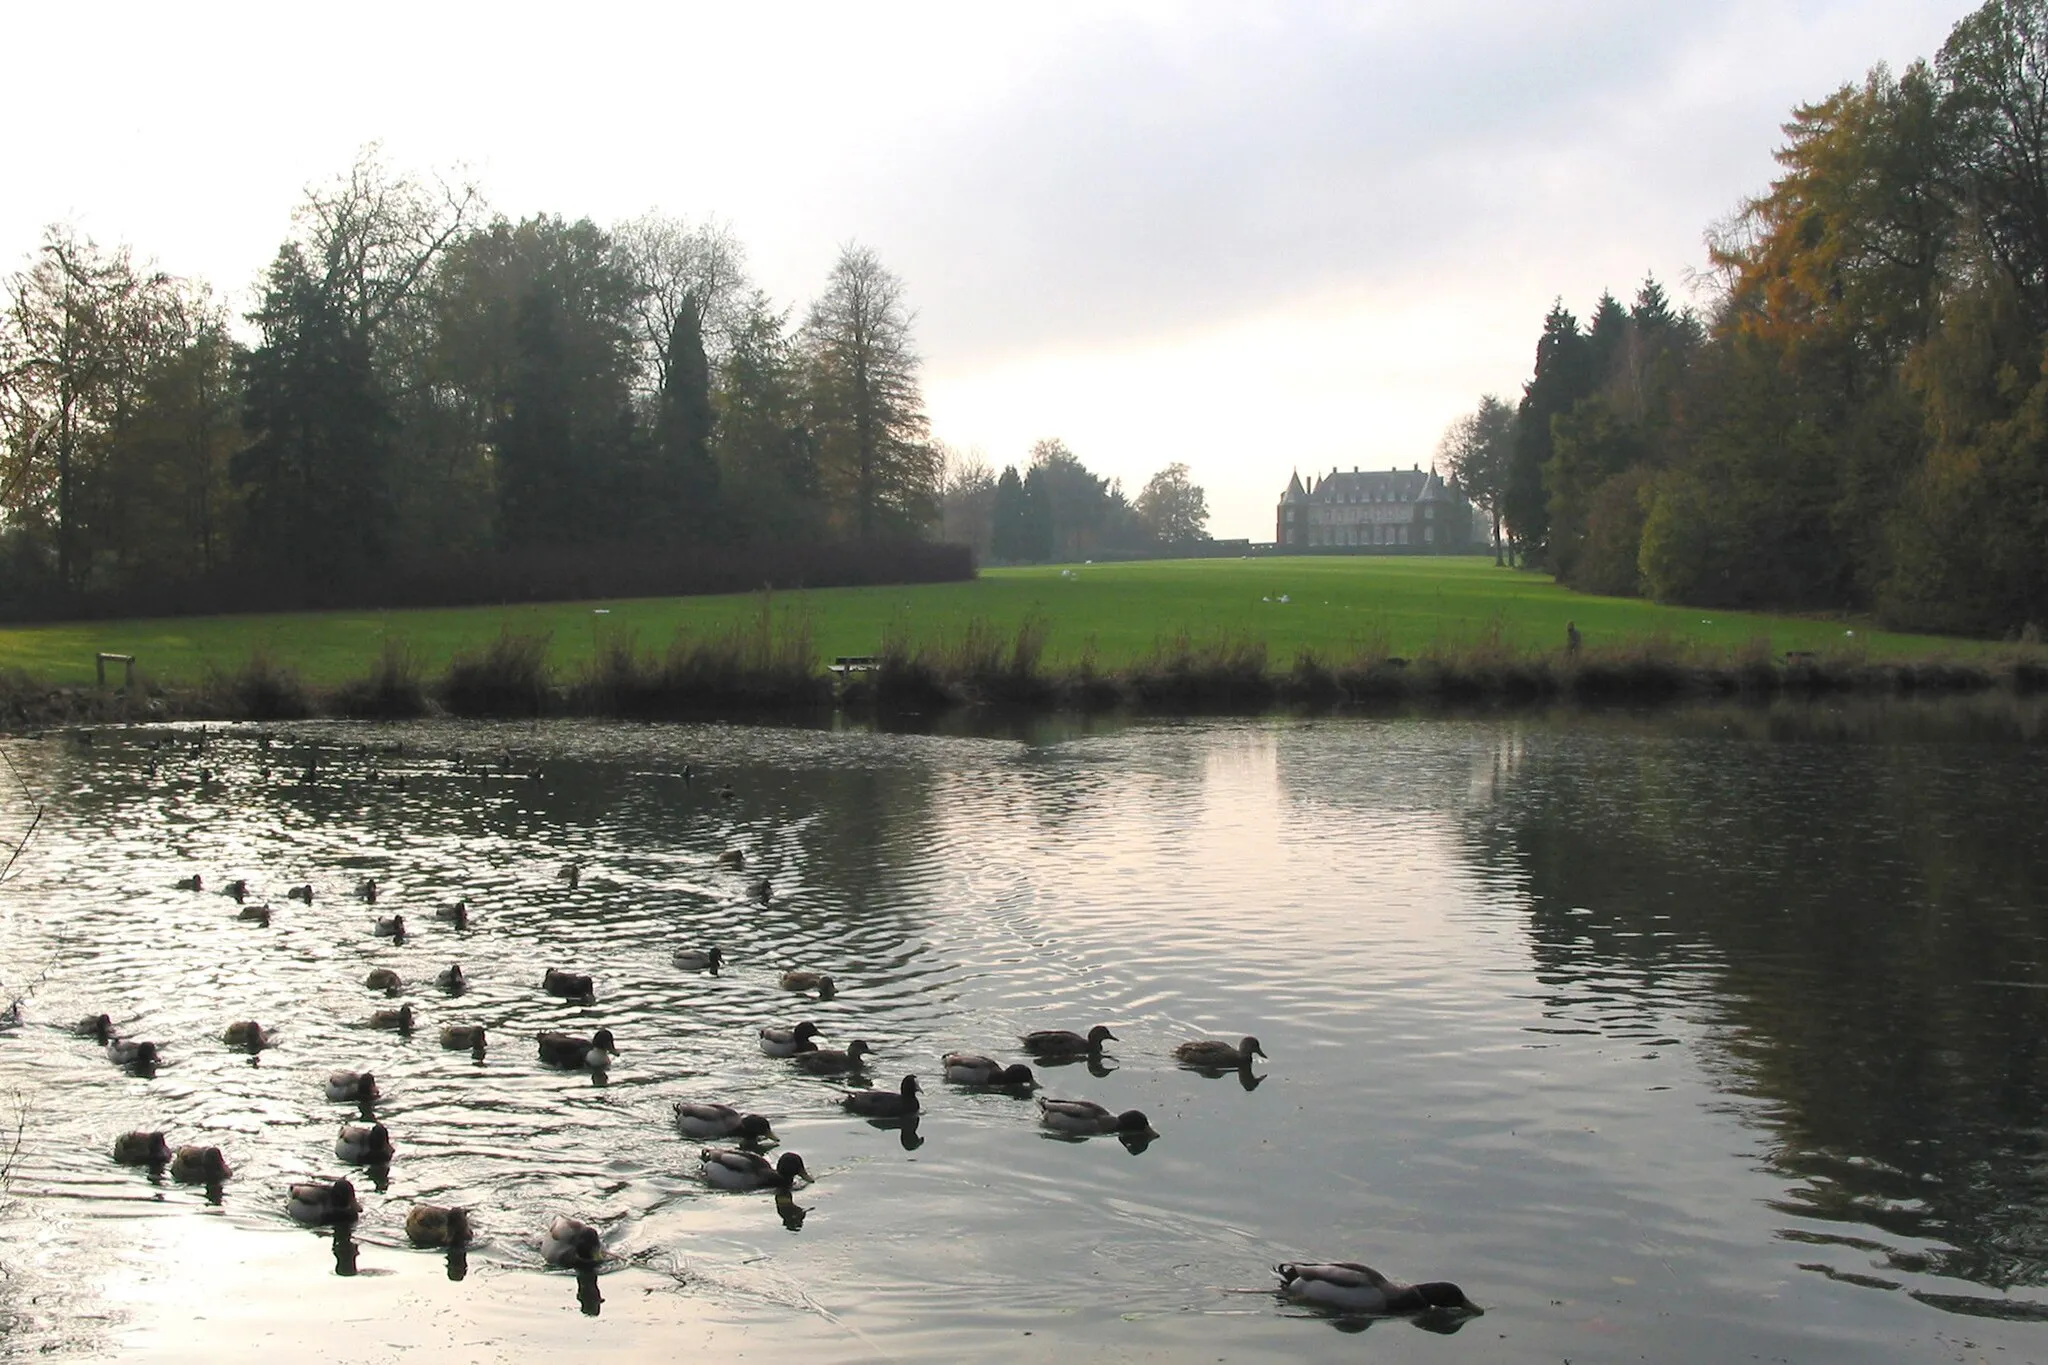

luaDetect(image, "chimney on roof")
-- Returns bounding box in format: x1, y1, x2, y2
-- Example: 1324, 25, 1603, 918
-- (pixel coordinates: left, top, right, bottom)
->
1413, 463, 1420, 472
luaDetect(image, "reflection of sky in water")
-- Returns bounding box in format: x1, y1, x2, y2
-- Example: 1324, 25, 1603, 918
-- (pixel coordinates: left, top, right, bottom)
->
0, 712, 2042, 1361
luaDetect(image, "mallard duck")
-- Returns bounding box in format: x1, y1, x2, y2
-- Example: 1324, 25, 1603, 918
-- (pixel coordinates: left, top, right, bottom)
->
1273, 1262, 1481, 1315
840, 1074, 920, 1118
406, 1204, 472, 1248
74, 1013, 113, 1043
287, 884, 313, 903
716, 783, 737, 802
1174, 1036, 1266, 1069
671, 946, 724, 973
112, 1130, 172, 1165
758, 1021, 820, 1057
1037, 1097, 1156, 1136
942, 1053, 1037, 1087
170, 1144, 232, 1184
288, 1176, 360, 1225
107, 1038, 160, 1068
557, 862, 582, 889
792, 1039, 873, 1074
335, 1121, 394, 1164
356, 877, 378, 903
779, 970, 835, 998
716, 849, 745, 869
174, 873, 203, 892
542, 968, 595, 1002
373, 914, 405, 938
1021, 1025, 1116, 1057
748, 878, 772, 903
541, 1214, 601, 1266
370, 1003, 415, 1032
236, 904, 272, 926
440, 1023, 488, 1055
672, 1102, 776, 1142
433, 902, 470, 929
325, 1070, 378, 1102
222, 1020, 270, 1051
365, 968, 404, 994
698, 1147, 810, 1191
435, 963, 466, 991
537, 1027, 616, 1070
222, 878, 248, 903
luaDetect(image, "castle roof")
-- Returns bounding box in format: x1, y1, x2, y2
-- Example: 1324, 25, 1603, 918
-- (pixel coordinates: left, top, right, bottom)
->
1298, 466, 1433, 503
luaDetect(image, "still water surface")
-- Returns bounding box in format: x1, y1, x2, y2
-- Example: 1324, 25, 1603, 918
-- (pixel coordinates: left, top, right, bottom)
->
0, 705, 2045, 1362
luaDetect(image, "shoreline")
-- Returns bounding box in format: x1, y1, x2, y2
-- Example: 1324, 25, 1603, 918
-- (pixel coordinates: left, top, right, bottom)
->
5, 640, 2043, 730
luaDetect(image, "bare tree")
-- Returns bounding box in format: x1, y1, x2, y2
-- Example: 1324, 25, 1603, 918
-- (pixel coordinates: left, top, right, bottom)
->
613, 212, 752, 391
292, 143, 483, 343
802, 243, 937, 537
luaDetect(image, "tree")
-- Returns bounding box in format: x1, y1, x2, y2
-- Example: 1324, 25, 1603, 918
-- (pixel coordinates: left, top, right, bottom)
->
938, 446, 997, 560
803, 244, 937, 537
234, 245, 393, 590
713, 292, 820, 540
652, 304, 719, 536
613, 213, 751, 391
990, 464, 1033, 562
1135, 462, 1211, 543
1506, 301, 1592, 563
1436, 395, 1517, 563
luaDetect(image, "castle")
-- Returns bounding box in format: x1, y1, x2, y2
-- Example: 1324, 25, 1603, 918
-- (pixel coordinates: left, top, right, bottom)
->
1275, 466, 1477, 552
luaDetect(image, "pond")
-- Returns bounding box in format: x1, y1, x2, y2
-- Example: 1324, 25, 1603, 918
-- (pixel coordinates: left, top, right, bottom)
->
0, 701, 2045, 1362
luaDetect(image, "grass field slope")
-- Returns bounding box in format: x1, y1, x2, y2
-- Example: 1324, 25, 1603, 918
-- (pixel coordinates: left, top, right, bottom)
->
0, 556, 1986, 689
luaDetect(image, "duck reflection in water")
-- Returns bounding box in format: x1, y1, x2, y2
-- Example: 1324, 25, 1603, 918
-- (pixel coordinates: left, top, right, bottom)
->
775, 1190, 809, 1232
331, 1229, 360, 1277
445, 1244, 469, 1282
575, 1265, 602, 1317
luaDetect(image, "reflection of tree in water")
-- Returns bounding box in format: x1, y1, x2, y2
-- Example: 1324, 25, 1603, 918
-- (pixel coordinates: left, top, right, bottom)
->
1467, 716, 2048, 1300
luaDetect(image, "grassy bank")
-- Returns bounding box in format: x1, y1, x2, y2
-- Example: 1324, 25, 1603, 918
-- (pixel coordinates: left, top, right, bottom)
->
1, 560, 2040, 727
0, 557, 1985, 689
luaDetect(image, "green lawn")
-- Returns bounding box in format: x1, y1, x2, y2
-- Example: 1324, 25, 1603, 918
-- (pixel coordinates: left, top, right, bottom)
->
0, 557, 1981, 688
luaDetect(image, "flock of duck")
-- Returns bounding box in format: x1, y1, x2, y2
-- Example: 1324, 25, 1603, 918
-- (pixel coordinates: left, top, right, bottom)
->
42, 730, 1484, 1330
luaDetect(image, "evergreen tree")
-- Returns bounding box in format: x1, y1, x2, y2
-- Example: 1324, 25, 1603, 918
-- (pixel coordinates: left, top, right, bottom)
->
653, 305, 719, 537
990, 464, 1031, 562
1505, 302, 1592, 563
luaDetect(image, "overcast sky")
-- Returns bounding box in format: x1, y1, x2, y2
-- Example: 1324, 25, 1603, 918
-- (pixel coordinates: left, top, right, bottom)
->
1, 1, 1972, 539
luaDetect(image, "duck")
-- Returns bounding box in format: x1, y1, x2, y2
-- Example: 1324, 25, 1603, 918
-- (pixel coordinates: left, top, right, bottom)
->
671, 946, 724, 973
170, 1144, 232, 1184
541, 1215, 602, 1267
365, 968, 404, 994
287, 884, 314, 903
542, 968, 595, 1002
698, 1147, 810, 1191
716, 849, 745, 869
406, 1204, 472, 1248
236, 904, 272, 926
537, 1028, 617, 1071
174, 873, 203, 892
439, 1023, 487, 1056
1174, 1036, 1266, 1069
942, 1053, 1037, 1088
557, 861, 582, 889
716, 783, 737, 802
840, 1074, 920, 1119
222, 878, 248, 903
370, 1003, 415, 1032
434, 963, 466, 992
1037, 1098, 1156, 1137
758, 1021, 820, 1057
433, 902, 470, 930
1020, 1025, 1117, 1058
373, 914, 406, 938
1273, 1262, 1482, 1316
74, 1013, 113, 1043
672, 1102, 776, 1142
356, 877, 378, 903
107, 1038, 160, 1068
325, 1070, 378, 1102
779, 970, 835, 998
792, 1040, 874, 1075
748, 878, 772, 903
112, 1130, 173, 1166
287, 1176, 361, 1225
221, 1020, 270, 1051
335, 1121, 394, 1164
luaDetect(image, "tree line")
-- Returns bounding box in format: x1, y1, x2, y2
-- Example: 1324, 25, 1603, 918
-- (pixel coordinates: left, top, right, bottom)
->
0, 151, 950, 611
938, 440, 1210, 565
1440, 0, 2048, 637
